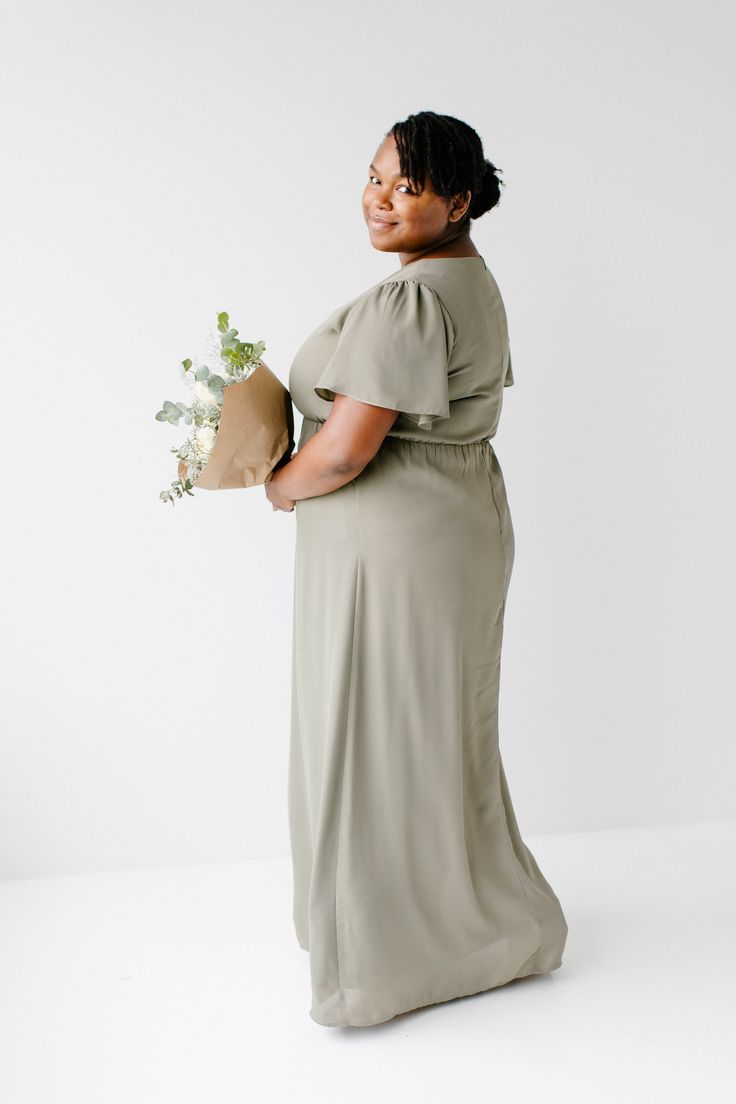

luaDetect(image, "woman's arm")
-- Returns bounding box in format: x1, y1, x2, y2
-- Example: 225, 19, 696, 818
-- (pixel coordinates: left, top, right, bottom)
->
266, 395, 400, 507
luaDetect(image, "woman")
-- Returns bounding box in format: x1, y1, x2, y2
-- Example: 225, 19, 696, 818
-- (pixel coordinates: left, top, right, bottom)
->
266, 111, 568, 1027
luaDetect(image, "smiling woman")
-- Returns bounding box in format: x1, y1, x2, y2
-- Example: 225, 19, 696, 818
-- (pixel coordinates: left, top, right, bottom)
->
360, 114, 506, 265
269, 110, 568, 1028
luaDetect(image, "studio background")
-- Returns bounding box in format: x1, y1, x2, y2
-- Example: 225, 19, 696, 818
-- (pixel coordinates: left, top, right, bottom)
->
1, 0, 733, 880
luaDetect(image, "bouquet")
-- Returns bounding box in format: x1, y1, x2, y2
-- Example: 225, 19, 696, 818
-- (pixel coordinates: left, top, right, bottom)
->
156, 311, 294, 505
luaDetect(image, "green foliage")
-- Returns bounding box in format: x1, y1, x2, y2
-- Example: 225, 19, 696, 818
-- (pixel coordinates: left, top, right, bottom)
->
155, 399, 193, 425
159, 477, 195, 505
156, 310, 267, 505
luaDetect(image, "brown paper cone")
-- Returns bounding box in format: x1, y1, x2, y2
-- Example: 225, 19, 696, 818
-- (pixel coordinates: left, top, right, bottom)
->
177, 360, 294, 490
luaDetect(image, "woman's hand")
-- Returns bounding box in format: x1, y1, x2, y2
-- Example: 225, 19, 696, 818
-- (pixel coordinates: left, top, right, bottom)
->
265, 469, 296, 512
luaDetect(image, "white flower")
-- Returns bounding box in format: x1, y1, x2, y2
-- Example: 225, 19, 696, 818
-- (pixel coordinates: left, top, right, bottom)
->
194, 425, 217, 460
201, 330, 233, 380
194, 380, 220, 408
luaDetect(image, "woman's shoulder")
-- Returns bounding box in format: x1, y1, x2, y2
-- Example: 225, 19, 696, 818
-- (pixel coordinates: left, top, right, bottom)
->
324, 268, 447, 331
371, 260, 456, 305
339, 273, 457, 352
373, 256, 499, 319
322, 256, 499, 342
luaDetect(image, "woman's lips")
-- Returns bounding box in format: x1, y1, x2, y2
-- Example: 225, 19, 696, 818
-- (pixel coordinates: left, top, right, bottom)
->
369, 215, 397, 230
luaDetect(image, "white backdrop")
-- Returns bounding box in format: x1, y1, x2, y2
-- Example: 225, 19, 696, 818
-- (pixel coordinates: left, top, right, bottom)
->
1, 0, 733, 879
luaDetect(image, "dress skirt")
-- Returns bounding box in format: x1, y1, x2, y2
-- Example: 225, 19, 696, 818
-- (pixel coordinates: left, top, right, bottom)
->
288, 416, 568, 1027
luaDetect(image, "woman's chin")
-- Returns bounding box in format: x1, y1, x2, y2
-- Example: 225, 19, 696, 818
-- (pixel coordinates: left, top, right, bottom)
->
368, 235, 400, 253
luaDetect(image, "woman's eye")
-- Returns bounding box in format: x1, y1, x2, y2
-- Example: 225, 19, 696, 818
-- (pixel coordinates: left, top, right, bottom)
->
369, 175, 413, 195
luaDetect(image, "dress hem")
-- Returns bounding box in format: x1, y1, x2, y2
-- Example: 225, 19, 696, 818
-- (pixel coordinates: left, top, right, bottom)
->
307, 954, 565, 1029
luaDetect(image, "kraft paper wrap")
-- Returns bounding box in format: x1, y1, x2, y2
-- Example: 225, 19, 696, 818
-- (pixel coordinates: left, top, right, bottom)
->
178, 360, 294, 490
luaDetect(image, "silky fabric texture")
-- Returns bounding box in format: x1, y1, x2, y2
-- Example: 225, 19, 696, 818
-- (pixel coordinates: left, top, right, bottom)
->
287, 256, 568, 1027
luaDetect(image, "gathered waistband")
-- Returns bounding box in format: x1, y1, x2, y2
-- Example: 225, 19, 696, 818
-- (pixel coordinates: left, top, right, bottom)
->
300, 416, 493, 452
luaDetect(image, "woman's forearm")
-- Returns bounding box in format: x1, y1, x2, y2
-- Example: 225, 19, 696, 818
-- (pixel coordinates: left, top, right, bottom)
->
270, 425, 365, 502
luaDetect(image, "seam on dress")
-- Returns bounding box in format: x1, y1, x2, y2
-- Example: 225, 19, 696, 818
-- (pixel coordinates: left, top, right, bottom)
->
456, 641, 482, 903
483, 448, 541, 964
484, 448, 508, 588
333, 479, 362, 1025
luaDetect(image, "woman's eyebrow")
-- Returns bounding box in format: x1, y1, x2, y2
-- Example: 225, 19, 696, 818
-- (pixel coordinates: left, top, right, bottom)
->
369, 162, 405, 179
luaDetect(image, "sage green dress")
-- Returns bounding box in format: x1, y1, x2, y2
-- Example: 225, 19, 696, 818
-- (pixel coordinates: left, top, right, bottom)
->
287, 256, 568, 1027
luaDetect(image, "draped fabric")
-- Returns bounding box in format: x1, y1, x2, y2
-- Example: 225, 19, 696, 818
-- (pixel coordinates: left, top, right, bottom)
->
286, 257, 567, 1027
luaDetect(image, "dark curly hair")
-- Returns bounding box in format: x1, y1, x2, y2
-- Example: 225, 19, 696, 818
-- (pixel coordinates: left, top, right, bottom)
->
386, 111, 505, 227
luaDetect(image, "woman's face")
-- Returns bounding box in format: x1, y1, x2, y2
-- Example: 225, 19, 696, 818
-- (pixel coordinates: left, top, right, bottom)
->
362, 133, 470, 254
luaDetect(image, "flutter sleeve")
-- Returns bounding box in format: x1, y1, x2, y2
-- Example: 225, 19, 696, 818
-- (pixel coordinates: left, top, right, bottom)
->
313, 278, 454, 430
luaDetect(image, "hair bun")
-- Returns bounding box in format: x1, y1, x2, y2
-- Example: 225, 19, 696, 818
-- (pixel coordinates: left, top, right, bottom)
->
468, 160, 503, 219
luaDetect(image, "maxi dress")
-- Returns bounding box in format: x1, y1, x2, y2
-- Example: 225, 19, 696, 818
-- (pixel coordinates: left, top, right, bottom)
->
286, 255, 568, 1027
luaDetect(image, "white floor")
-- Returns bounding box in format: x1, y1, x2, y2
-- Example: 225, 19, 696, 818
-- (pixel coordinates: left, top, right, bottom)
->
0, 820, 733, 1104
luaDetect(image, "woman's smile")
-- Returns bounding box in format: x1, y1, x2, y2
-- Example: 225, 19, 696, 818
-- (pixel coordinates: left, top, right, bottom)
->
368, 213, 397, 230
